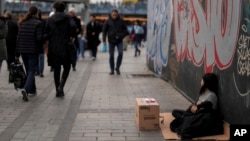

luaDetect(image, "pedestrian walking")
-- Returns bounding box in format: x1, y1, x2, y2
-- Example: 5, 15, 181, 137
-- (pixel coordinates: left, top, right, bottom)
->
68, 8, 82, 71
16, 6, 44, 101
86, 14, 101, 61
0, 15, 8, 73
4, 11, 18, 71
133, 20, 144, 57
102, 9, 128, 75
36, 10, 46, 77
45, 1, 76, 97
77, 16, 86, 59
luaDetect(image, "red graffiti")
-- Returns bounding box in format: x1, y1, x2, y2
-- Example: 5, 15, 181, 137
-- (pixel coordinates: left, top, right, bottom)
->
174, 0, 241, 72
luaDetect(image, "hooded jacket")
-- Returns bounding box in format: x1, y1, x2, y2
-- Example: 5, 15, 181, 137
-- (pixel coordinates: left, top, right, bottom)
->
102, 15, 128, 44
45, 12, 76, 66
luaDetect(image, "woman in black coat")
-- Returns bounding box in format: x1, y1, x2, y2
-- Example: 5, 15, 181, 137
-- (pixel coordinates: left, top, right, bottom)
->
4, 11, 18, 70
45, 1, 76, 97
86, 15, 101, 60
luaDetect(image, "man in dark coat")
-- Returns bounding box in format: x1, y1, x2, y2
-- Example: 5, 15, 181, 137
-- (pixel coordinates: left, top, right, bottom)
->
86, 14, 101, 61
102, 9, 128, 75
45, 1, 76, 97
4, 11, 18, 70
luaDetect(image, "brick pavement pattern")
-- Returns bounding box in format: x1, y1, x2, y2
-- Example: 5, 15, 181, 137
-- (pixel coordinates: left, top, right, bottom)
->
0, 46, 191, 141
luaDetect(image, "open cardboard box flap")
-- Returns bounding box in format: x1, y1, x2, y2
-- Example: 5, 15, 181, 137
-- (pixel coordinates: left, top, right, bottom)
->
159, 113, 230, 140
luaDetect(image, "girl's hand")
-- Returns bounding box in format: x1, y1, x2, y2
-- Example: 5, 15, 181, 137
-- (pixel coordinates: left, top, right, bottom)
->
191, 105, 198, 113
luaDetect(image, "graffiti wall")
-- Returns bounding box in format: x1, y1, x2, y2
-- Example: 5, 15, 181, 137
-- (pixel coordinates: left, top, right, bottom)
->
147, 0, 250, 124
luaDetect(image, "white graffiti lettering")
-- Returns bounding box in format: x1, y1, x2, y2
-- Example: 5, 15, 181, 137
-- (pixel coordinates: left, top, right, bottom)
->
147, 0, 173, 74
237, 30, 250, 76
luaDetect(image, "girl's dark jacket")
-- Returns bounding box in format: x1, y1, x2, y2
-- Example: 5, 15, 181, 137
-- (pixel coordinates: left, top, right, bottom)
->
16, 16, 43, 56
45, 12, 76, 66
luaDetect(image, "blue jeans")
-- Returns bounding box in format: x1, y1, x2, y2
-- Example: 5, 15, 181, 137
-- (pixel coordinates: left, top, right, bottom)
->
37, 53, 44, 74
134, 41, 141, 56
21, 53, 39, 93
78, 37, 85, 58
109, 42, 123, 71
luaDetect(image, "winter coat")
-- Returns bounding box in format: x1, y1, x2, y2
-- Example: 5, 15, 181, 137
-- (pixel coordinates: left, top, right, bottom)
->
6, 18, 18, 59
72, 16, 82, 49
102, 15, 128, 44
45, 12, 76, 66
16, 16, 43, 55
86, 21, 101, 48
0, 18, 8, 60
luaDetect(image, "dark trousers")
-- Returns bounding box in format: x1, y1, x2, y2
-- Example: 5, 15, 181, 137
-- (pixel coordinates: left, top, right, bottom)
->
91, 45, 98, 58
109, 42, 123, 71
53, 62, 71, 92
21, 53, 39, 93
172, 109, 193, 118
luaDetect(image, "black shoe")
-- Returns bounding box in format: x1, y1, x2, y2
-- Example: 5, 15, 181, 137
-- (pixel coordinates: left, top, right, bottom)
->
110, 71, 114, 75
21, 89, 28, 102
56, 86, 65, 97
39, 73, 44, 77
138, 50, 141, 56
73, 68, 76, 71
115, 68, 120, 75
50, 67, 54, 72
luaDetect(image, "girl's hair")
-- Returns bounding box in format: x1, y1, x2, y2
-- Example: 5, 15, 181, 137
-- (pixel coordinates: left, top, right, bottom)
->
199, 73, 219, 95
19, 6, 38, 24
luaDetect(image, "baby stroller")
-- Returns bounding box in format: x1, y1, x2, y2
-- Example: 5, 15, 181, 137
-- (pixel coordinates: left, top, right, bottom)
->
9, 61, 26, 90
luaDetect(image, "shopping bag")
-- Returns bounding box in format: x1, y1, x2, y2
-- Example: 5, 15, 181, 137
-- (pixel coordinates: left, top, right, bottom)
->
9, 61, 26, 90
102, 44, 107, 52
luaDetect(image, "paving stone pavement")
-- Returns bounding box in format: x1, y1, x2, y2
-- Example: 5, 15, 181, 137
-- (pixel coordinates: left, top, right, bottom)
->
0, 46, 191, 141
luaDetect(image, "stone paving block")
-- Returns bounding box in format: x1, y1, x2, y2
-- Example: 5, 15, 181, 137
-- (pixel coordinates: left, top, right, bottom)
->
23, 135, 40, 141
38, 138, 53, 141
69, 136, 97, 141
97, 136, 126, 141
13, 132, 29, 139
84, 133, 111, 137
111, 132, 139, 137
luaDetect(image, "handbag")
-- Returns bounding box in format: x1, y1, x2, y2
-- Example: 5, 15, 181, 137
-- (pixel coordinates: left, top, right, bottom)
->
9, 61, 26, 90
102, 44, 107, 52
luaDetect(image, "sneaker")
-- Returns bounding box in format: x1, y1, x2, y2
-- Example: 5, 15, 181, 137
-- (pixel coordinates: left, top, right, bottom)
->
92, 57, 96, 61
21, 89, 28, 102
28, 91, 37, 97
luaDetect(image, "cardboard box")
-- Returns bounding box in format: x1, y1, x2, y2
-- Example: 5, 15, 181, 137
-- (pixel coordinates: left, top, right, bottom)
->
135, 98, 160, 130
